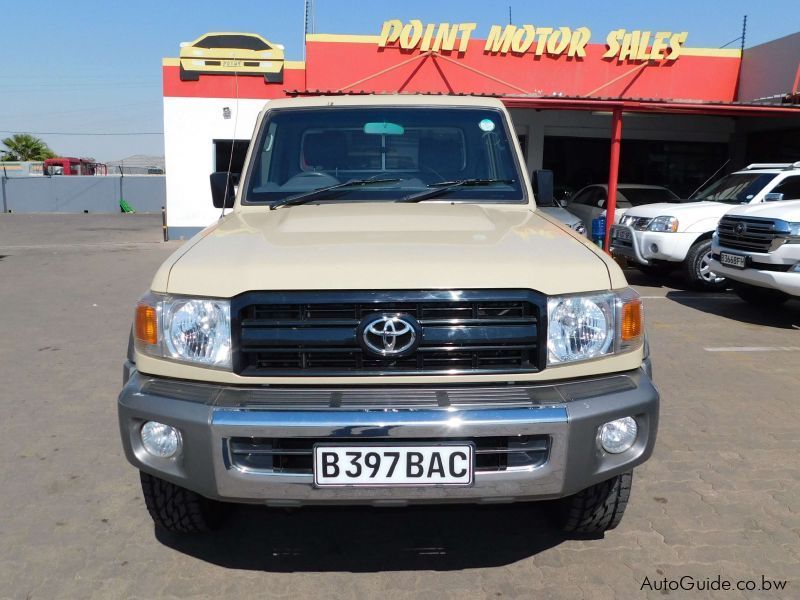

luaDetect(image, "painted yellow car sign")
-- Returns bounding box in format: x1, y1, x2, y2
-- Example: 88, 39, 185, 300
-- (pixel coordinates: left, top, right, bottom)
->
179, 32, 285, 83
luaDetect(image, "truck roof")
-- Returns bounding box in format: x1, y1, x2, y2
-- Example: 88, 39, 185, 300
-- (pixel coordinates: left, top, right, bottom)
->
740, 162, 800, 172
260, 94, 508, 113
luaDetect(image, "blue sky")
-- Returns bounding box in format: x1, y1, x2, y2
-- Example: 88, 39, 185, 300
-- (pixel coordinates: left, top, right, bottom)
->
1, 0, 797, 160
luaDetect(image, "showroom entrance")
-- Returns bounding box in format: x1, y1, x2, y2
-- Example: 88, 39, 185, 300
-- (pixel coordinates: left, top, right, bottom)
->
542, 136, 727, 199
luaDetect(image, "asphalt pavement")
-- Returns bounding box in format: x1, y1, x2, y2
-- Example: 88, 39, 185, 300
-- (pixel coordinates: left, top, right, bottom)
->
0, 214, 798, 599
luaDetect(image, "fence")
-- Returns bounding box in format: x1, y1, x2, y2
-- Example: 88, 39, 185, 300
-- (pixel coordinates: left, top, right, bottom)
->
1, 175, 165, 213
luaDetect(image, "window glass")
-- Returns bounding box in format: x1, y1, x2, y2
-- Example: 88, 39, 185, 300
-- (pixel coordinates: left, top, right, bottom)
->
771, 176, 800, 200
691, 173, 775, 204
571, 188, 596, 205
244, 107, 525, 205
194, 35, 270, 50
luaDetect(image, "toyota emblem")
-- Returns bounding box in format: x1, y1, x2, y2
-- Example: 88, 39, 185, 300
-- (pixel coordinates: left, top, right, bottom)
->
734, 222, 746, 235
359, 314, 419, 357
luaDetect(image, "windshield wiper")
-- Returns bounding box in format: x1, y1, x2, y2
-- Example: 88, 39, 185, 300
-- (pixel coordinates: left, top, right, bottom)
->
270, 178, 401, 210
396, 178, 515, 203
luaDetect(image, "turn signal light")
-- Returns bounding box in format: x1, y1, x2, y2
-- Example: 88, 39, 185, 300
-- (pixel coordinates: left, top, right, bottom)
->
620, 298, 643, 341
135, 303, 158, 345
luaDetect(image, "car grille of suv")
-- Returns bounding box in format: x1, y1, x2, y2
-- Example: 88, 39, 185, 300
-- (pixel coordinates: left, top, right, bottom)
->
233, 290, 544, 376
226, 435, 550, 474
717, 216, 780, 253
619, 215, 653, 230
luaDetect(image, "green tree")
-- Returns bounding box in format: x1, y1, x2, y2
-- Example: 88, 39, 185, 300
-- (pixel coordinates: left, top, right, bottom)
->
0, 134, 57, 161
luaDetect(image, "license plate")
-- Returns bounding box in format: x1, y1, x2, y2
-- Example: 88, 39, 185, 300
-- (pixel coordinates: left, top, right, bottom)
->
720, 252, 746, 269
612, 227, 632, 241
313, 444, 474, 487
222, 59, 243, 67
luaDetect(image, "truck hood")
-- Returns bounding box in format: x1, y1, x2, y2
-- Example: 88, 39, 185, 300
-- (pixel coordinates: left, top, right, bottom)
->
624, 200, 738, 230
158, 203, 616, 297
623, 200, 733, 219
723, 199, 800, 221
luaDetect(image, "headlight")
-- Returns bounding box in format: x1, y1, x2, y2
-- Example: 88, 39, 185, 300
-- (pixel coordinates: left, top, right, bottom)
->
164, 299, 231, 365
788, 222, 800, 237
134, 293, 232, 368
547, 288, 643, 366
647, 216, 679, 232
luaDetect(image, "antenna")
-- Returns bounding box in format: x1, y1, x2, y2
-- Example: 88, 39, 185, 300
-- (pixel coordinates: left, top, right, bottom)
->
508, 5, 512, 25
303, 0, 315, 61
719, 15, 748, 49
688, 158, 731, 199
219, 70, 240, 221
740, 15, 747, 51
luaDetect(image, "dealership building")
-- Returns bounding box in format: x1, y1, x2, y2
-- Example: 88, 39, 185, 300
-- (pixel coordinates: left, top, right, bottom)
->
162, 23, 800, 237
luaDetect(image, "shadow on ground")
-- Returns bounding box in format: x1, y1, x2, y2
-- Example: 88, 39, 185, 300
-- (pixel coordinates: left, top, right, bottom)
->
623, 268, 725, 293
665, 291, 800, 329
623, 268, 800, 329
156, 502, 574, 572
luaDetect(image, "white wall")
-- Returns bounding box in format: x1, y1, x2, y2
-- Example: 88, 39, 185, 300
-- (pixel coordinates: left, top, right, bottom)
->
163, 97, 267, 234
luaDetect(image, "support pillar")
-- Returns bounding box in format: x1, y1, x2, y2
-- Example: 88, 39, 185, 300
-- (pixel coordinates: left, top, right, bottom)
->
604, 109, 623, 252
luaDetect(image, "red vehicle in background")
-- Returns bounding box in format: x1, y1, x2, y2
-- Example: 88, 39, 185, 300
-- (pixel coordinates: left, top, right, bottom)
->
43, 157, 108, 176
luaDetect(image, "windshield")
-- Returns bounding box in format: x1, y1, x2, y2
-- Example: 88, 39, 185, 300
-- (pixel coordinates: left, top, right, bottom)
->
621, 187, 679, 205
690, 173, 775, 204
243, 107, 525, 206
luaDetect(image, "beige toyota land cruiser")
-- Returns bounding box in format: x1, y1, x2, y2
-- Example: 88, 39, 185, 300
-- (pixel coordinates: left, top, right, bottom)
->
119, 95, 658, 536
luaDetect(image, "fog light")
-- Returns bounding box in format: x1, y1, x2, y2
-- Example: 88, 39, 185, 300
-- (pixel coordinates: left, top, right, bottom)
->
140, 421, 181, 458
598, 417, 638, 454
650, 243, 659, 253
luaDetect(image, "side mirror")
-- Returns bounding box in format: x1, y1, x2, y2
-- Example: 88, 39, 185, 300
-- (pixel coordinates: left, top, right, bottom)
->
764, 192, 784, 202
210, 172, 239, 208
532, 169, 555, 206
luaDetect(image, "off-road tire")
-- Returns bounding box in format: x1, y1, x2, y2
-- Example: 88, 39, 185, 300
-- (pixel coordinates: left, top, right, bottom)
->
731, 281, 789, 307
555, 471, 632, 534
684, 239, 726, 290
140, 471, 222, 533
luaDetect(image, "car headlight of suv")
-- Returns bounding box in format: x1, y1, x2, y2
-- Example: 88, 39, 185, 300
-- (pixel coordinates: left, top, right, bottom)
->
647, 216, 679, 232
547, 288, 643, 365
787, 222, 800, 240
134, 292, 232, 368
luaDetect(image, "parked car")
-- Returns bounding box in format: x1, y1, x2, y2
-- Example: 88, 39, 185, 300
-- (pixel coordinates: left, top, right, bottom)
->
532, 170, 586, 235
179, 32, 285, 83
709, 198, 800, 305
119, 95, 658, 537
610, 163, 800, 288
565, 184, 680, 226
537, 204, 587, 235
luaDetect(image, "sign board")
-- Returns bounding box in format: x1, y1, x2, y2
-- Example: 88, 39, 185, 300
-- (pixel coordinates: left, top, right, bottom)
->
378, 20, 689, 61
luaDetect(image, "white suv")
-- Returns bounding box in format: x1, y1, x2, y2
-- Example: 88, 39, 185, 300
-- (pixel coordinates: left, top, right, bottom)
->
709, 199, 800, 305
609, 163, 800, 289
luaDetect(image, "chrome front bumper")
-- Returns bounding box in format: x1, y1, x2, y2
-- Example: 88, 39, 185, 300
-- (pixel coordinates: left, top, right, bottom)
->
118, 366, 659, 506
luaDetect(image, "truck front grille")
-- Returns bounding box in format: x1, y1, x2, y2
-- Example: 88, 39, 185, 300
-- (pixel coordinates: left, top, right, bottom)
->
717, 216, 780, 253
226, 436, 550, 474
233, 290, 544, 376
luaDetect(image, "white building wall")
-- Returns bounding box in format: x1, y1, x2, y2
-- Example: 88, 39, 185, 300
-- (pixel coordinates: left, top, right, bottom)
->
163, 97, 268, 237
